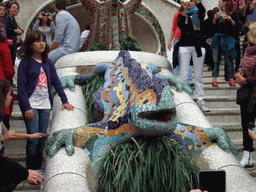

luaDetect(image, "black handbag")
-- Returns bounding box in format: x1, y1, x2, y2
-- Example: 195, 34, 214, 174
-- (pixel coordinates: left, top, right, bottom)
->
236, 64, 256, 105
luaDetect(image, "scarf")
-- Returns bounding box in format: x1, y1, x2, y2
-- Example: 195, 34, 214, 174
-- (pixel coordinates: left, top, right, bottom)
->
186, 6, 200, 30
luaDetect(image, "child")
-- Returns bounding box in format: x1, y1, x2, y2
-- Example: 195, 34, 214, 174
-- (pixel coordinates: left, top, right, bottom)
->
17, 30, 74, 175
0, 79, 44, 190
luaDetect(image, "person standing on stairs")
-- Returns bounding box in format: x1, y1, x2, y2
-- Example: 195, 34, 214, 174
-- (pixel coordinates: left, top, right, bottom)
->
173, 0, 210, 112
168, 3, 194, 88
235, 22, 256, 168
211, 0, 242, 87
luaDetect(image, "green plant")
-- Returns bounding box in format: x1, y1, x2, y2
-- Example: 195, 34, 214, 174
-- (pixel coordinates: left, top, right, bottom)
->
98, 136, 199, 192
119, 32, 142, 51
81, 74, 105, 124
87, 43, 109, 51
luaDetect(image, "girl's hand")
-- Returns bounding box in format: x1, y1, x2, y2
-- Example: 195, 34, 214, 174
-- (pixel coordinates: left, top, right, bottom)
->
37, 12, 43, 19
3, 130, 17, 141
27, 169, 42, 185
47, 12, 52, 21
62, 103, 74, 111
29, 133, 46, 139
25, 109, 35, 120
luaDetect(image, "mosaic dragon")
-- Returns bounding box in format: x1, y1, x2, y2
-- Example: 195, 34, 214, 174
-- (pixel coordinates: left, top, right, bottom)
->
46, 50, 237, 172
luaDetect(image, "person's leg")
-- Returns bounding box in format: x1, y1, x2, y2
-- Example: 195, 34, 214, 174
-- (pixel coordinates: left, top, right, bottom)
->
178, 46, 193, 82
192, 47, 206, 102
224, 52, 235, 86
212, 44, 221, 86
240, 100, 255, 167
36, 109, 50, 169
172, 39, 180, 77
48, 48, 65, 64
24, 109, 40, 170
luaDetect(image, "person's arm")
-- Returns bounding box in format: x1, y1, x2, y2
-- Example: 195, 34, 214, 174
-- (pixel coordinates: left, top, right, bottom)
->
50, 41, 60, 51
32, 19, 40, 31
48, 12, 56, 33
168, 32, 175, 50
17, 59, 32, 112
51, 12, 66, 51
1, 43, 15, 81
195, 0, 206, 22
50, 22, 56, 33
1, 122, 45, 141
4, 15, 15, 36
168, 12, 179, 50
48, 59, 74, 111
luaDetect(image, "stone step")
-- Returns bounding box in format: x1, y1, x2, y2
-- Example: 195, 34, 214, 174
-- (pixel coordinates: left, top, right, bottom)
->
203, 108, 241, 124
202, 86, 238, 96
194, 96, 239, 109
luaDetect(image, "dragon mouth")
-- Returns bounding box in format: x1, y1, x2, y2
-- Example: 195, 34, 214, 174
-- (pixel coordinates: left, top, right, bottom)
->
137, 108, 176, 123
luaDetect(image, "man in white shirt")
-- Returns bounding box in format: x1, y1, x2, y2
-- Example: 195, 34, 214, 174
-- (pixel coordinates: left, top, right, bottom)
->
48, 0, 80, 64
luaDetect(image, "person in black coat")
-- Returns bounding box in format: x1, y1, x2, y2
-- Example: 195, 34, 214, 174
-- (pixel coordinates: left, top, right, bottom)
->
4, 2, 23, 66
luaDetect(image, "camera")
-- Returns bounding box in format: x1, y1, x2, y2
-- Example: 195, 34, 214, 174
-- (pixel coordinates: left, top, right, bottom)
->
42, 12, 48, 16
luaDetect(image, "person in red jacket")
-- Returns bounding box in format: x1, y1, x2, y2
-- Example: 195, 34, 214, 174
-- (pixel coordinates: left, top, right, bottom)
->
0, 15, 15, 130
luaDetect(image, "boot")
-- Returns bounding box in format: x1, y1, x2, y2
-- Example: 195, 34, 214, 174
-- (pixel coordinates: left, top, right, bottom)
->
240, 151, 254, 168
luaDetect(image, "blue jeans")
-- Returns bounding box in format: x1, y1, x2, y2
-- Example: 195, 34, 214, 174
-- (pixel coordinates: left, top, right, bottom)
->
48, 48, 65, 64
23, 109, 50, 170
212, 42, 235, 80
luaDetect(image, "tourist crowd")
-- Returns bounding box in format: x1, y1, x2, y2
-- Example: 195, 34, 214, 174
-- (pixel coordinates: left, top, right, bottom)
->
0, 0, 256, 190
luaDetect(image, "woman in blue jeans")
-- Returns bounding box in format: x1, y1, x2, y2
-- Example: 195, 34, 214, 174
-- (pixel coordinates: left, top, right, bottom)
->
211, 0, 242, 87
17, 31, 74, 172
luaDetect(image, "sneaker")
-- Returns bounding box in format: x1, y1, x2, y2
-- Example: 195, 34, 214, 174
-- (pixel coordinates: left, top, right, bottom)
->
197, 100, 210, 112
229, 80, 236, 87
212, 80, 218, 87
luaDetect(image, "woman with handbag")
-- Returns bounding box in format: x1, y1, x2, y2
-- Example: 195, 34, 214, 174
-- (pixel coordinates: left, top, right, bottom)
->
235, 22, 256, 168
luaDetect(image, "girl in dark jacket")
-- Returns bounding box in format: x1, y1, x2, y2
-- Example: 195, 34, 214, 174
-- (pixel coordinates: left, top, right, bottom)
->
17, 30, 74, 173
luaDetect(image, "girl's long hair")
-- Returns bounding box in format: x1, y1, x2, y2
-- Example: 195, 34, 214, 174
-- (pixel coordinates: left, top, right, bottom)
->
0, 79, 11, 119
17, 30, 49, 63
39, 17, 51, 27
